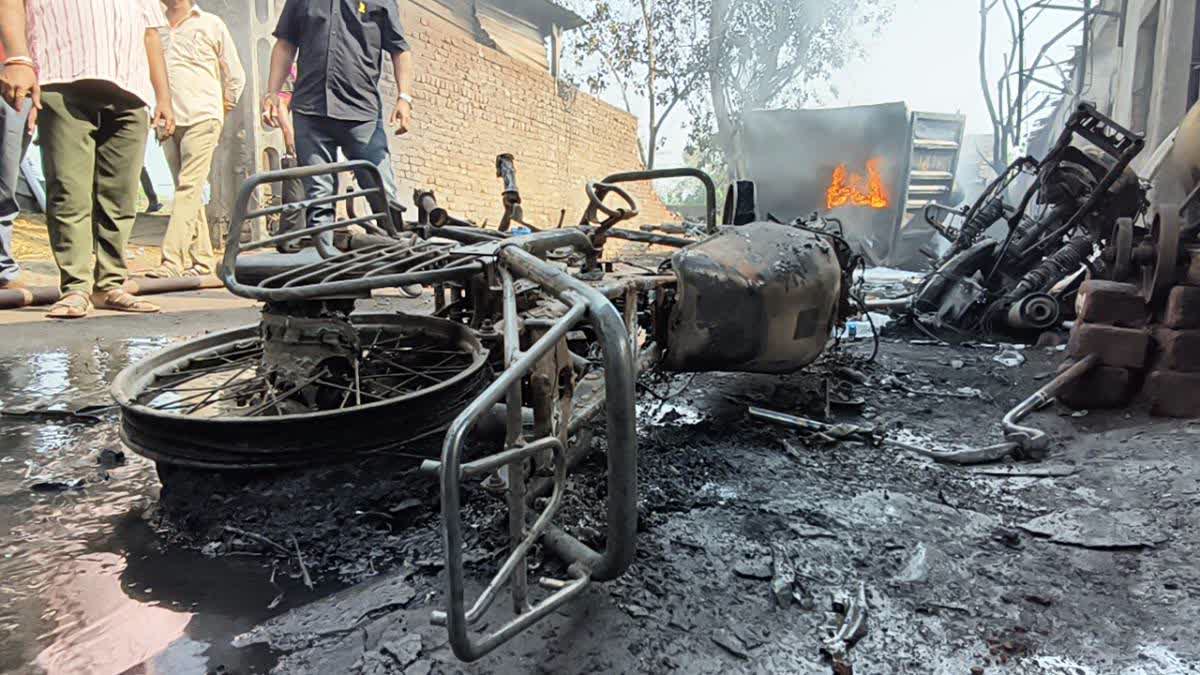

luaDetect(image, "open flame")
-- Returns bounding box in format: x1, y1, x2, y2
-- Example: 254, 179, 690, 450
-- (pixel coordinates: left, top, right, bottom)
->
826, 158, 890, 210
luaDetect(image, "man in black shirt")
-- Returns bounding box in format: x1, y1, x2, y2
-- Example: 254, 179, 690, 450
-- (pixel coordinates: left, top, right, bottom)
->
261, 0, 413, 237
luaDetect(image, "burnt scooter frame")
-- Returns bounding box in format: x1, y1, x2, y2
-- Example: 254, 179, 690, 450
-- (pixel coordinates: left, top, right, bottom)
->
915, 103, 1146, 336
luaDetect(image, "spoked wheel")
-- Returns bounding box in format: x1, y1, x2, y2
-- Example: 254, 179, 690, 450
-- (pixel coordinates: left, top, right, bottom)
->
113, 313, 491, 470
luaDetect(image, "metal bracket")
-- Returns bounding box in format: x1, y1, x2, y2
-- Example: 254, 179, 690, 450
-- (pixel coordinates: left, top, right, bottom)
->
432, 244, 638, 662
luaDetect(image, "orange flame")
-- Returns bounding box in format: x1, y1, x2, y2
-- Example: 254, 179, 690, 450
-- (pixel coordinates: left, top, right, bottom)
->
826, 158, 890, 210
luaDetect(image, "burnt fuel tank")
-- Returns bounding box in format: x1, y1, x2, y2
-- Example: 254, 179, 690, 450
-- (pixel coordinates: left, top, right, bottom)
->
660, 222, 843, 374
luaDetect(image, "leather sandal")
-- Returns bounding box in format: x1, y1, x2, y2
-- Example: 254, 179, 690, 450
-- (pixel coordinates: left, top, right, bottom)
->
92, 288, 160, 314
46, 291, 92, 319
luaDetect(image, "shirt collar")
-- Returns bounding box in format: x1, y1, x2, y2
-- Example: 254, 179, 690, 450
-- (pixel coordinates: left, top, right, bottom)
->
170, 4, 204, 28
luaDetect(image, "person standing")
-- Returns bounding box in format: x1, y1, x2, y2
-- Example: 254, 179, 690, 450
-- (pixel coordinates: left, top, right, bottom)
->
149, 0, 245, 278
261, 0, 414, 240
0, 39, 32, 290
274, 64, 307, 252
0, 0, 175, 318
141, 167, 164, 213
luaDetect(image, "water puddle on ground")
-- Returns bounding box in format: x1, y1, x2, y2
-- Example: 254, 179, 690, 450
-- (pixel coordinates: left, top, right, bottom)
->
0, 338, 281, 674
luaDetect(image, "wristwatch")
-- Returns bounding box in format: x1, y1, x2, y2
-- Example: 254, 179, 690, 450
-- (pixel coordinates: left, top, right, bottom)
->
398, 92, 414, 106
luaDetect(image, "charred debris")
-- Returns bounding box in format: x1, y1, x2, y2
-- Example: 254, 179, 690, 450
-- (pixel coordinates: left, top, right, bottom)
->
89, 101, 1200, 673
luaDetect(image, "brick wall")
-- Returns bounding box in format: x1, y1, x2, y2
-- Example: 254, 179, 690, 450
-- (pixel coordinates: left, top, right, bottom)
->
377, 3, 676, 229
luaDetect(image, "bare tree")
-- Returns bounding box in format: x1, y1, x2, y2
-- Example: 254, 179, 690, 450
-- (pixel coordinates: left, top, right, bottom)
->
978, 0, 1088, 171
704, 0, 893, 175
567, 0, 893, 175
566, 0, 707, 169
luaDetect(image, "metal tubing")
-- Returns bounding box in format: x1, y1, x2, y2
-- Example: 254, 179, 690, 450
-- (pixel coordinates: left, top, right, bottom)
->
604, 227, 696, 248
246, 186, 380, 221
461, 436, 561, 480
445, 437, 566, 627
509, 228, 595, 257
894, 353, 1101, 465
223, 160, 402, 296
122, 276, 225, 295
0, 286, 60, 309
500, 267, 529, 615
225, 262, 483, 301
277, 244, 427, 287
602, 168, 719, 233
438, 301, 588, 661
1003, 353, 1099, 450
498, 245, 638, 582
748, 406, 844, 434
864, 297, 913, 313
541, 524, 602, 570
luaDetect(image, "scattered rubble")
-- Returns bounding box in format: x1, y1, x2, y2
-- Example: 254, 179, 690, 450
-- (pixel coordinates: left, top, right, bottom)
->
1018, 508, 1169, 549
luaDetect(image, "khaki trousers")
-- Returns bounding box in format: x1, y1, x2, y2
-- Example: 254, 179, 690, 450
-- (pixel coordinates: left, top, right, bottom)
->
38, 88, 148, 294
160, 119, 220, 275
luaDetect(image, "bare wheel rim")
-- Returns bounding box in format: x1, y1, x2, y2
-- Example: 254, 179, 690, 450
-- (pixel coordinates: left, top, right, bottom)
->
113, 314, 491, 469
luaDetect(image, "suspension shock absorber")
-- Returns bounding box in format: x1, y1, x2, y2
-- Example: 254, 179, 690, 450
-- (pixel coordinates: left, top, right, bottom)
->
1002, 234, 1093, 329
1009, 234, 1093, 299
951, 196, 1007, 255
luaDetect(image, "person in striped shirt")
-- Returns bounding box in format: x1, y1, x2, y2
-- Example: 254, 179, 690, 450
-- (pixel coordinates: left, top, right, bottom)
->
0, 0, 176, 318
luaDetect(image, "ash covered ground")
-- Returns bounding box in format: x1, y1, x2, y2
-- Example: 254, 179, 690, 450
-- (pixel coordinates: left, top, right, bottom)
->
143, 331, 1200, 674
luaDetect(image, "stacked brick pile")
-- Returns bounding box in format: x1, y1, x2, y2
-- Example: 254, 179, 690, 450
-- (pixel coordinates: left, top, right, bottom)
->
1061, 279, 1200, 417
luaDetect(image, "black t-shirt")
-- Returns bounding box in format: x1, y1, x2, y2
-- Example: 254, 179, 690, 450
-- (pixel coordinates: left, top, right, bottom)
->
274, 0, 409, 122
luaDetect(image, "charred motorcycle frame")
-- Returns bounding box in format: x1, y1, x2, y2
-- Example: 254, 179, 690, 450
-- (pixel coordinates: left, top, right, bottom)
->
113, 156, 852, 661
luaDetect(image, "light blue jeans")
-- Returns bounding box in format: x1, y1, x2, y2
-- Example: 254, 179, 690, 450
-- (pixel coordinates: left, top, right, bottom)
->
0, 99, 31, 281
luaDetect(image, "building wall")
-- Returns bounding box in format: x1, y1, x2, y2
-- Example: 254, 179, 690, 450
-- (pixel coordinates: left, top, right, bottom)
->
209, 0, 674, 238
1089, 0, 1198, 172
381, 1, 674, 228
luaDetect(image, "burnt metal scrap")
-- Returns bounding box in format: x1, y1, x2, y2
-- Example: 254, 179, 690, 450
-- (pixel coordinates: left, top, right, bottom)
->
113, 155, 853, 661
661, 222, 844, 374
898, 104, 1147, 341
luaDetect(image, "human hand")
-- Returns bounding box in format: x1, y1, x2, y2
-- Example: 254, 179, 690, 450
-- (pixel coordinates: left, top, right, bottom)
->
153, 99, 176, 139
1, 63, 39, 116
390, 98, 411, 136
261, 93, 283, 128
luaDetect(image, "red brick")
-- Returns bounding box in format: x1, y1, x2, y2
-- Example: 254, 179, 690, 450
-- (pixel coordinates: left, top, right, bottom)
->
1067, 323, 1150, 369
1075, 280, 1148, 327
371, 3, 678, 237
1146, 370, 1200, 418
1056, 359, 1137, 410
1163, 286, 1200, 329
1152, 327, 1200, 372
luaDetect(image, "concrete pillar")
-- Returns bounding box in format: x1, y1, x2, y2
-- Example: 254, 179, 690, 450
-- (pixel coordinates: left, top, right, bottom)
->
205, 0, 287, 246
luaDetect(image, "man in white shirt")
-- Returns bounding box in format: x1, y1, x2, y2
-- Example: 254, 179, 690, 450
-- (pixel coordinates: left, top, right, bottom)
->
149, 0, 245, 278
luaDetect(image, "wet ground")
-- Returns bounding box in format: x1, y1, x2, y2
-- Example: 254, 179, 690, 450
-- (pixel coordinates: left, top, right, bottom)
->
4, 301, 1200, 673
